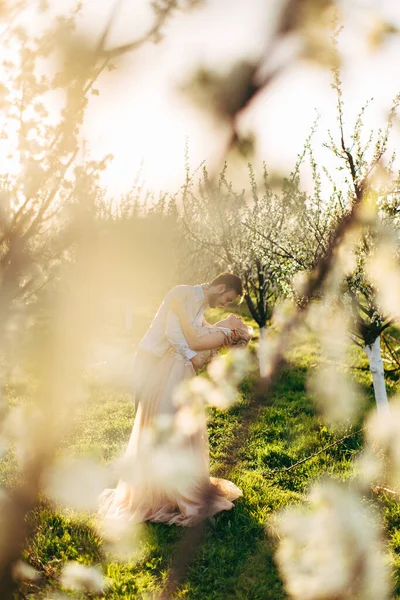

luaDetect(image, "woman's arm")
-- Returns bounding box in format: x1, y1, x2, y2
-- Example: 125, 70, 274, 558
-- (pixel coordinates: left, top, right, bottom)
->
169, 299, 230, 351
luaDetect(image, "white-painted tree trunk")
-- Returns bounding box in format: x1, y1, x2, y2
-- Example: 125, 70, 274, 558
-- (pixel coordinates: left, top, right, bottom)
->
364, 335, 390, 413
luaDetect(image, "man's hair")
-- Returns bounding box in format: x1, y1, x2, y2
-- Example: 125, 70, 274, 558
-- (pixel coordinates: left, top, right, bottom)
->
209, 272, 244, 299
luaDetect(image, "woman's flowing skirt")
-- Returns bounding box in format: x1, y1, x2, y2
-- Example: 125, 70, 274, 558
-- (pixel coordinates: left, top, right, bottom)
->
98, 347, 242, 526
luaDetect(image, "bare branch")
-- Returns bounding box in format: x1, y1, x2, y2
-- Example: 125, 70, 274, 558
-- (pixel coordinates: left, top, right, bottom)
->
100, 1, 177, 59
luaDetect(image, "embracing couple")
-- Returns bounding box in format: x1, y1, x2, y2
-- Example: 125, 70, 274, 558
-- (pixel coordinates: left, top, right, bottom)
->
98, 273, 252, 527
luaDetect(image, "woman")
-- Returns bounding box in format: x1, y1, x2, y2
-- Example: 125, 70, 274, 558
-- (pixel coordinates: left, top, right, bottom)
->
98, 307, 252, 527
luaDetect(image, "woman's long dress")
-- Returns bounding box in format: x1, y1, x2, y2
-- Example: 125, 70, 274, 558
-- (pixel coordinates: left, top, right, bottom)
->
98, 332, 242, 527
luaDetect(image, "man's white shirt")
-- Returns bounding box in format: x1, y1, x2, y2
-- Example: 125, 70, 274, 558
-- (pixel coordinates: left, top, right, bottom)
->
139, 285, 207, 360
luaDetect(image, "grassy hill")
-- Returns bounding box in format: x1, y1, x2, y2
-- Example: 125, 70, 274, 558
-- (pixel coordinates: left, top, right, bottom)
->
2, 309, 400, 599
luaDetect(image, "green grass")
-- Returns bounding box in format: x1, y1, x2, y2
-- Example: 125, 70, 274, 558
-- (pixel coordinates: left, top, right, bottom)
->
2, 317, 400, 599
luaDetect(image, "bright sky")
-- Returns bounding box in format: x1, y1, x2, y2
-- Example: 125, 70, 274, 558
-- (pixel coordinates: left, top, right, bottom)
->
78, 0, 275, 195
8, 0, 400, 196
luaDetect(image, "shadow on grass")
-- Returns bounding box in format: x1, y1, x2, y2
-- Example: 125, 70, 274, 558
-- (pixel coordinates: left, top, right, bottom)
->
23, 495, 288, 599
115, 497, 287, 600
181, 502, 286, 600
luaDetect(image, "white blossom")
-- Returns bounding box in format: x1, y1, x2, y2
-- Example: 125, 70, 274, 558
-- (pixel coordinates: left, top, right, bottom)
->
207, 384, 237, 410
275, 480, 391, 600
207, 348, 252, 387
44, 458, 111, 512
363, 398, 400, 488
173, 376, 213, 408
355, 447, 382, 488
335, 227, 359, 277
96, 515, 144, 562
12, 560, 41, 582
257, 328, 279, 379
292, 271, 310, 296
308, 365, 363, 427
173, 362, 242, 412
175, 404, 205, 436
366, 239, 400, 318
118, 436, 203, 496
60, 562, 107, 594
270, 300, 296, 330
307, 302, 350, 363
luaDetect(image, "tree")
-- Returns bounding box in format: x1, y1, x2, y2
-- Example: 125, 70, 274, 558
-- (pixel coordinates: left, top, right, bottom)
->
263, 70, 400, 412
178, 159, 296, 328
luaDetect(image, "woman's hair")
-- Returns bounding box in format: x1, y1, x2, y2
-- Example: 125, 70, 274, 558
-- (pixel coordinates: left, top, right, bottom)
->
228, 325, 253, 348
210, 272, 244, 300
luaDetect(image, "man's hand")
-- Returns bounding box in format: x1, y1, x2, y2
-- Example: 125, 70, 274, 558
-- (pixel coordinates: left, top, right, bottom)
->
190, 354, 205, 371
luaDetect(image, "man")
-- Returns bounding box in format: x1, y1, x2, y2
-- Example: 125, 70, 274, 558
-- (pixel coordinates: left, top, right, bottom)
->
98, 274, 245, 523
132, 273, 243, 401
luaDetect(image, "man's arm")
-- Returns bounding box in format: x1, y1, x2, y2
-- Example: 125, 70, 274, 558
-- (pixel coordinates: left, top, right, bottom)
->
165, 287, 197, 359
202, 315, 214, 328
172, 300, 229, 351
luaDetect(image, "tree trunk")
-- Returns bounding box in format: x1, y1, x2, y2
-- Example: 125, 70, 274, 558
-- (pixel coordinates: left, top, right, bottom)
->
244, 286, 267, 328
364, 335, 389, 413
